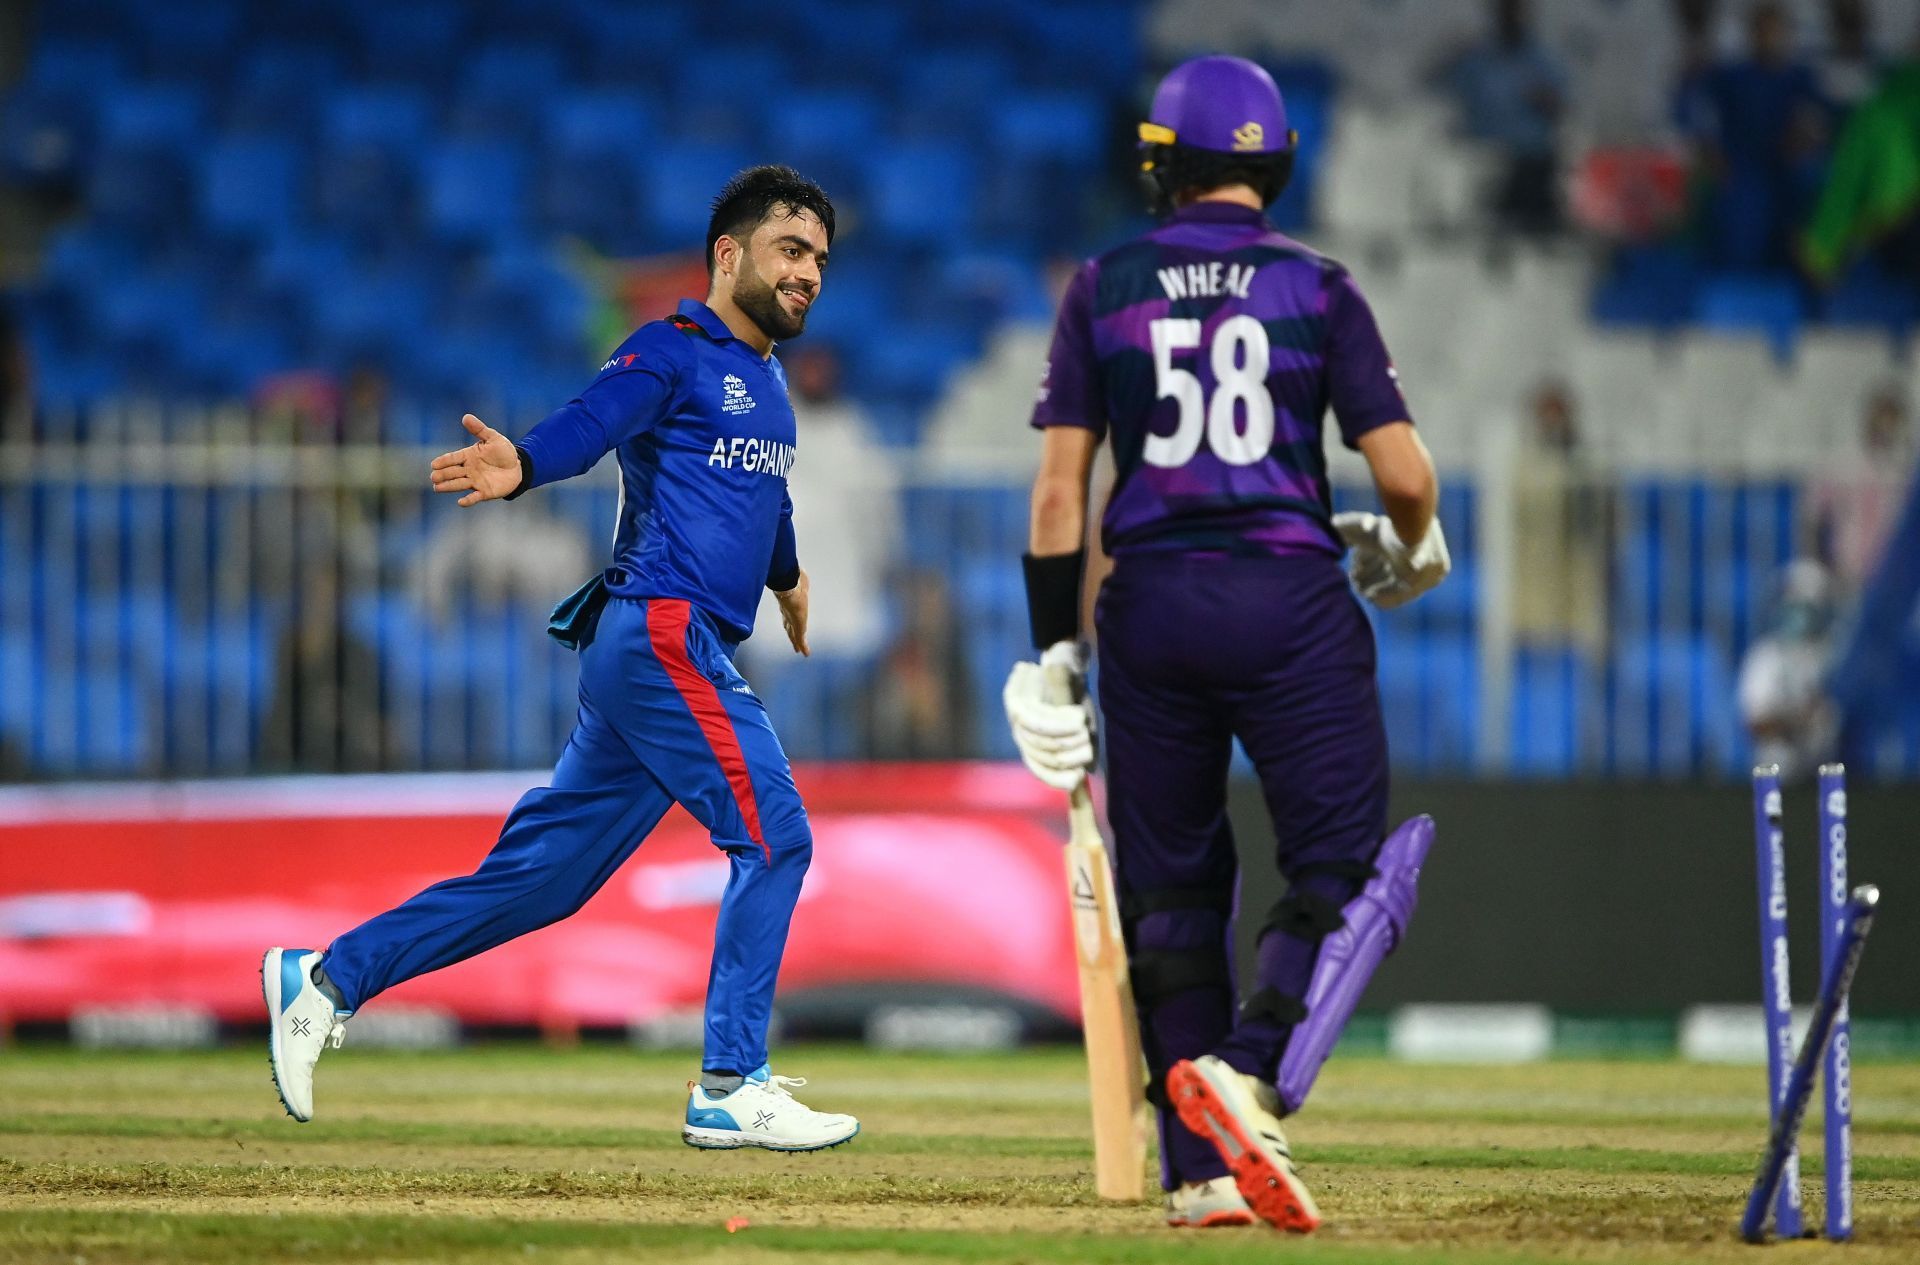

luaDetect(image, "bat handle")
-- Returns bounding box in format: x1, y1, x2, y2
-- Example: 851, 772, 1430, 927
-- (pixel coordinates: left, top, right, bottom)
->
1067, 780, 1098, 831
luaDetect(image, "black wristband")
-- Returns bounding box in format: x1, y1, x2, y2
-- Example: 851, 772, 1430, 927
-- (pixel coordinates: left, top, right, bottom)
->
1022, 549, 1085, 650
504, 445, 534, 501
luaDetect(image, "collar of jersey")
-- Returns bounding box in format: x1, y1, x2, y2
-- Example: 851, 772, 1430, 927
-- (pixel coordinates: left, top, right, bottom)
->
674, 299, 739, 342
1171, 201, 1268, 226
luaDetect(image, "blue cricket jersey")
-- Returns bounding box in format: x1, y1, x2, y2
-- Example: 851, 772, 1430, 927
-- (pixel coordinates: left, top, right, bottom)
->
515, 299, 800, 643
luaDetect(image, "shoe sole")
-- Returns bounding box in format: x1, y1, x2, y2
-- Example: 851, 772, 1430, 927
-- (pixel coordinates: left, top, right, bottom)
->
1166, 1210, 1258, 1229
260, 949, 309, 1124
682, 1122, 861, 1152
1167, 1061, 1320, 1233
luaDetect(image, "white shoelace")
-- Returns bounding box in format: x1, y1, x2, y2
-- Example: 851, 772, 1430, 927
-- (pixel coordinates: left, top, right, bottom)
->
760, 1074, 807, 1099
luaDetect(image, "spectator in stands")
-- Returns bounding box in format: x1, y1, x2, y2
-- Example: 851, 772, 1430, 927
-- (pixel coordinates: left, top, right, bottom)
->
743, 344, 898, 669
1446, 0, 1568, 235
1677, 1, 1830, 271
1509, 380, 1610, 658
1672, 0, 1721, 90
262, 565, 386, 773
1808, 383, 1914, 589
865, 568, 975, 759
1801, 38, 1920, 284
1817, 0, 1886, 114
0, 301, 32, 442
1738, 558, 1840, 779
412, 503, 592, 624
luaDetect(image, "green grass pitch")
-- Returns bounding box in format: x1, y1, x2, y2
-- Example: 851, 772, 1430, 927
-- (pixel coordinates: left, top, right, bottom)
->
3, 1042, 1918, 1262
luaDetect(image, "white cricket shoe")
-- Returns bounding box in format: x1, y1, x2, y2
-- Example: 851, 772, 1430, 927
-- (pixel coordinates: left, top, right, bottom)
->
682, 1064, 860, 1152
1165, 1175, 1256, 1228
262, 947, 347, 1123
1168, 1055, 1321, 1232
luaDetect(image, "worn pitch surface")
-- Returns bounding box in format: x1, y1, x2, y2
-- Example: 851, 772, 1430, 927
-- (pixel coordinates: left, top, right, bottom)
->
3, 1044, 1918, 1262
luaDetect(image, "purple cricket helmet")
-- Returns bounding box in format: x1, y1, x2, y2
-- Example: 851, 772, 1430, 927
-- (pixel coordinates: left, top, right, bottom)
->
1138, 55, 1297, 214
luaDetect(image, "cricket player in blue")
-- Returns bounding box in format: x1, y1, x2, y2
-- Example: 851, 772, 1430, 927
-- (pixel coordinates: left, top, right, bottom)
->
1004, 59, 1447, 1230
264, 166, 859, 1152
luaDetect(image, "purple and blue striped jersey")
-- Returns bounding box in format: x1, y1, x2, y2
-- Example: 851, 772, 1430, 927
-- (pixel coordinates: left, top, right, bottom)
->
1031, 202, 1410, 560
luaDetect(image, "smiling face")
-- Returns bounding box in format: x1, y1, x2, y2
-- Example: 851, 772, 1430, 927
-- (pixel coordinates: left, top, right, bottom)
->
715, 205, 830, 343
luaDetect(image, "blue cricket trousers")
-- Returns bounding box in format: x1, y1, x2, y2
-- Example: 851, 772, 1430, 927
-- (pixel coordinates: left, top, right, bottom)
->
322, 596, 812, 1074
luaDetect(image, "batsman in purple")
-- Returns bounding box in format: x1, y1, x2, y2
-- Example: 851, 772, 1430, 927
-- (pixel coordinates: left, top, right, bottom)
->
1002, 56, 1447, 1232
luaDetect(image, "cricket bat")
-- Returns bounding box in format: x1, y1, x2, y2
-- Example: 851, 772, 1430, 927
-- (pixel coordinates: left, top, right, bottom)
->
1044, 664, 1148, 1201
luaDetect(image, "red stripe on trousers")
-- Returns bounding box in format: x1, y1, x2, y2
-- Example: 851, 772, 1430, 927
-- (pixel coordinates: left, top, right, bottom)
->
645, 599, 770, 863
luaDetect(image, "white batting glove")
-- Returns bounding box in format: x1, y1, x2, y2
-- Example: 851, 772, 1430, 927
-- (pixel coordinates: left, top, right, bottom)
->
1333, 511, 1451, 610
1003, 641, 1096, 792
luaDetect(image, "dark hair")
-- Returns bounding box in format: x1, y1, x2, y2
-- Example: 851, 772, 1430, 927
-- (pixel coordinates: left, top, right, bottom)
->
705, 165, 836, 276
1141, 145, 1293, 216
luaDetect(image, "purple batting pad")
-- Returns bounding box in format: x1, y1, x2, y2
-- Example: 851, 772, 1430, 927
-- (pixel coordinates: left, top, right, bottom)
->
1276, 814, 1435, 1115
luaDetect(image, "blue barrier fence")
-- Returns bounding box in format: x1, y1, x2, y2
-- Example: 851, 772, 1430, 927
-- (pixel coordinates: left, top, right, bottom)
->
1, 422, 1911, 781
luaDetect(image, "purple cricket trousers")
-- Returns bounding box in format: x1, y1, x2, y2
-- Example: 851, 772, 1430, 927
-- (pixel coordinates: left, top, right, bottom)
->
1094, 551, 1389, 1188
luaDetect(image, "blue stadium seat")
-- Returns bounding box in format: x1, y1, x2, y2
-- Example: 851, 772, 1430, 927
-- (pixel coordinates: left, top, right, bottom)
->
22, 37, 128, 94
94, 83, 208, 150
89, 272, 208, 378
867, 142, 979, 243
850, 323, 978, 409
0, 87, 95, 188
542, 90, 661, 157
535, 91, 657, 246
767, 89, 883, 161
43, 226, 144, 293
464, 246, 590, 359
797, 255, 892, 349
200, 138, 303, 240
1398, 630, 1479, 771
449, 41, 569, 141
224, 41, 349, 136
321, 84, 436, 151
1822, 264, 1920, 334
537, 152, 644, 250
173, 316, 296, 398
1017, 10, 1135, 92
1693, 274, 1804, 357
573, 1, 694, 82
1592, 245, 1699, 327
422, 142, 530, 245
25, 665, 153, 777
86, 142, 194, 240
890, 49, 1015, 132
1508, 646, 1599, 776
991, 90, 1104, 165
158, 608, 283, 762
1612, 632, 1742, 777
29, 344, 123, 411
801, 3, 911, 72
933, 249, 1055, 329
133, 0, 246, 81
255, 232, 356, 301
1267, 84, 1329, 231
644, 143, 754, 244
308, 271, 435, 369
354, 2, 473, 87
415, 328, 536, 397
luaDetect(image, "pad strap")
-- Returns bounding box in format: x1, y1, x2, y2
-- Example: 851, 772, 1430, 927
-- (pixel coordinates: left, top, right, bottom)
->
1130, 948, 1231, 1005
1119, 885, 1233, 923
1241, 986, 1309, 1028
1260, 889, 1348, 941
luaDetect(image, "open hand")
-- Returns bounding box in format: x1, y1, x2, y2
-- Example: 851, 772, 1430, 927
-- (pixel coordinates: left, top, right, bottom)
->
430, 414, 522, 507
